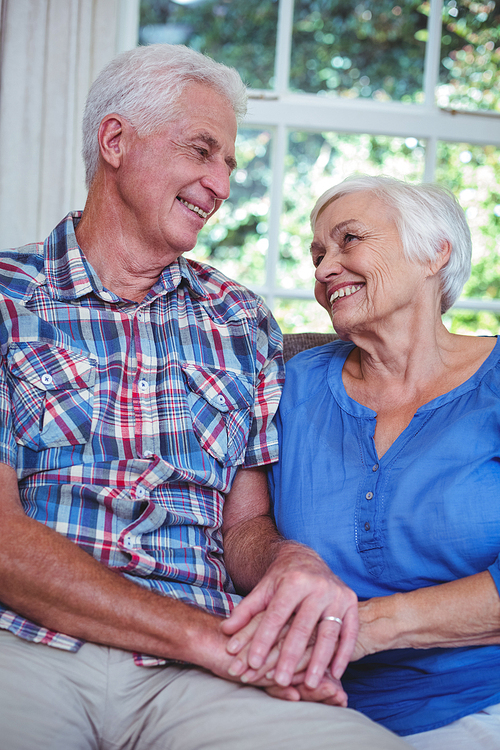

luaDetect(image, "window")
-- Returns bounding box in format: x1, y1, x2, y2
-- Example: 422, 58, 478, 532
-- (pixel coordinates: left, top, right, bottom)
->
139, 0, 500, 333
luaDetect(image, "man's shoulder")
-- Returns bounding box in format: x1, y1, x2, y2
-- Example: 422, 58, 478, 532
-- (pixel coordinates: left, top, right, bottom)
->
0, 242, 46, 300
183, 258, 266, 316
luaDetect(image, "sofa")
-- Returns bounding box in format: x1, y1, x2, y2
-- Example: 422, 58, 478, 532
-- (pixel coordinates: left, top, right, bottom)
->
282, 332, 338, 363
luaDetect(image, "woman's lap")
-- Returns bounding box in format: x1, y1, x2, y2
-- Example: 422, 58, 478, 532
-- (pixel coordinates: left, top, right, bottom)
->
405, 703, 500, 750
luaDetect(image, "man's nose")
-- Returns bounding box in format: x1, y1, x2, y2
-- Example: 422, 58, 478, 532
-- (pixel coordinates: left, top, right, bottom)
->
202, 162, 231, 201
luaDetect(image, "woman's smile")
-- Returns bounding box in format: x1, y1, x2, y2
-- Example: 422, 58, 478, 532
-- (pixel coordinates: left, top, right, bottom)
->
329, 283, 365, 306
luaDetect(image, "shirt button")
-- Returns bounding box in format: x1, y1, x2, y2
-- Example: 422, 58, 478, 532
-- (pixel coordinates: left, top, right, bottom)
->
365, 491, 373, 500
124, 534, 134, 549
138, 379, 149, 393
372, 464, 379, 472
136, 486, 146, 499
216, 394, 226, 405
364, 522, 371, 531
137, 310, 144, 321
41, 373, 53, 386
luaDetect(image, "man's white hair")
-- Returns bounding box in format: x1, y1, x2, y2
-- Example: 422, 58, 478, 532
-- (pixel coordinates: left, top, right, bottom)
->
311, 175, 472, 313
82, 43, 247, 189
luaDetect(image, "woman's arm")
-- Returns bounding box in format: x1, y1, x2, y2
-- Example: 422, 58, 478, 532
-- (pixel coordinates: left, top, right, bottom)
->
353, 570, 500, 661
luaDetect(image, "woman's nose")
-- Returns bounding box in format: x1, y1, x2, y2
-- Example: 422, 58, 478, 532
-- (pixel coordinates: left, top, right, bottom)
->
314, 250, 342, 283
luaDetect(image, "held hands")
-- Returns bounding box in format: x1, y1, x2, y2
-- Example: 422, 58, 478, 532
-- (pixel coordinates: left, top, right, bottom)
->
221, 612, 348, 706
221, 541, 358, 699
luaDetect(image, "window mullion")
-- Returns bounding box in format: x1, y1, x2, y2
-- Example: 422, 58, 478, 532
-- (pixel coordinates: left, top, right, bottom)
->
424, 136, 438, 181
423, 0, 444, 108
265, 124, 288, 310
274, 0, 294, 94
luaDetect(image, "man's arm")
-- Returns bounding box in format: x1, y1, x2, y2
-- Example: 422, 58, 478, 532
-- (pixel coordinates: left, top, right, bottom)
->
222, 466, 359, 690
0, 459, 347, 704
0, 461, 256, 681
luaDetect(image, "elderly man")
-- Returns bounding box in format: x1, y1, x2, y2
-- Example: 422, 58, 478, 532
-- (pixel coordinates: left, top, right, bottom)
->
0, 44, 409, 749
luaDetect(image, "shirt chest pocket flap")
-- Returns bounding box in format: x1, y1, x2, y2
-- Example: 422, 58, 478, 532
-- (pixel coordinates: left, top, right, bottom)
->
7, 342, 96, 450
182, 364, 254, 466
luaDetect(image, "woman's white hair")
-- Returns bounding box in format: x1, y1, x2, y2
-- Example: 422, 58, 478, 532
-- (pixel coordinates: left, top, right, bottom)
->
310, 175, 472, 313
82, 43, 247, 189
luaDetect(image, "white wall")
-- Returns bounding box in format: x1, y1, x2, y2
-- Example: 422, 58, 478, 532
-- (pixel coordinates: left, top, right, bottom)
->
0, 0, 139, 248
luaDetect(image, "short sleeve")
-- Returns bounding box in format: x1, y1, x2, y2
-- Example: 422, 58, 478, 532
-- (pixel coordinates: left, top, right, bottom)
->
242, 301, 284, 468
0, 354, 18, 468
488, 558, 500, 597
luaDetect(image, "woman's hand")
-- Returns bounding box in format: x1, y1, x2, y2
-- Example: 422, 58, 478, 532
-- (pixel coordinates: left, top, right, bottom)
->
225, 611, 297, 683
221, 612, 348, 706
266, 672, 348, 707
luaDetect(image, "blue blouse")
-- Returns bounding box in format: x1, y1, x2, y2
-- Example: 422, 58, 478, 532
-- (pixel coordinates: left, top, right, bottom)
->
269, 338, 500, 736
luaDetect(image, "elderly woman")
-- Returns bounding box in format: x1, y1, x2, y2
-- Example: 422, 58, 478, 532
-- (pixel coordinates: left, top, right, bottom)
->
268, 175, 500, 748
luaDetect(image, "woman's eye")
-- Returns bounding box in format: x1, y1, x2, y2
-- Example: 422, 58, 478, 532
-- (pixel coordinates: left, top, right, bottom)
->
344, 233, 357, 243
313, 254, 325, 268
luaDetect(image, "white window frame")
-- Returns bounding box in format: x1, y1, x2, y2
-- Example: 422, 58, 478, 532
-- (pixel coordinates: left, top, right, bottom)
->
238, 0, 500, 315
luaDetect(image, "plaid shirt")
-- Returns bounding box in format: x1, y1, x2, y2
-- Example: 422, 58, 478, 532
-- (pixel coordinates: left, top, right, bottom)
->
0, 213, 284, 666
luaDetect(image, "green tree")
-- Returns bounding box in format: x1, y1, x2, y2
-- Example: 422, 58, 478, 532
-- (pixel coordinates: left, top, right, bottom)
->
140, 0, 278, 89
140, 0, 500, 334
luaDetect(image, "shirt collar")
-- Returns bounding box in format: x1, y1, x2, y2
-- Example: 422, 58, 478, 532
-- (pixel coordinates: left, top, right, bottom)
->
44, 212, 207, 303
175, 255, 208, 300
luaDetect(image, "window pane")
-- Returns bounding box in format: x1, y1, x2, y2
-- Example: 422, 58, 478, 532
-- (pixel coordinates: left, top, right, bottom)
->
274, 298, 333, 334
139, 0, 278, 90
436, 141, 500, 334
438, 0, 500, 112
189, 128, 272, 287
443, 307, 500, 335
278, 131, 426, 291
290, 0, 427, 101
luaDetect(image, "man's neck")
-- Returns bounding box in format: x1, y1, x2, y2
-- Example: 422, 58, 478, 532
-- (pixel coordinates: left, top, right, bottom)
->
75, 191, 179, 303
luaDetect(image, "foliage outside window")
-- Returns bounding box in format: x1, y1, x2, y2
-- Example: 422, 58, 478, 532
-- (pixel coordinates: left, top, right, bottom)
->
139, 0, 500, 335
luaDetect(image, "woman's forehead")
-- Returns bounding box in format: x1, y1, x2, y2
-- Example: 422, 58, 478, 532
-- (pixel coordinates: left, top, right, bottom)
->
317, 190, 395, 229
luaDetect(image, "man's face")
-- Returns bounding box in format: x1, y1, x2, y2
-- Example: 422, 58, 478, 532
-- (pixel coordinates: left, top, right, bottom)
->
115, 82, 238, 261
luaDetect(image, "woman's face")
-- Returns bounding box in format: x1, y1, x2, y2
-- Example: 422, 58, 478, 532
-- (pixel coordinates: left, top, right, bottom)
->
311, 191, 432, 338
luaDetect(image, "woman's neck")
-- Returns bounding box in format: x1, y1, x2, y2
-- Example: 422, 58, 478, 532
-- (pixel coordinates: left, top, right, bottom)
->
342, 324, 496, 458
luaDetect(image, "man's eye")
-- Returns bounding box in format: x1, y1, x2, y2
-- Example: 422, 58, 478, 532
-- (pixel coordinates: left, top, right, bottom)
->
344, 233, 358, 243
196, 147, 209, 158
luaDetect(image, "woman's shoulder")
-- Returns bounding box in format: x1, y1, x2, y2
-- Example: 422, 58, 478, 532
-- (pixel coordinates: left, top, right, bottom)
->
286, 338, 353, 369
281, 339, 354, 406
478, 335, 500, 393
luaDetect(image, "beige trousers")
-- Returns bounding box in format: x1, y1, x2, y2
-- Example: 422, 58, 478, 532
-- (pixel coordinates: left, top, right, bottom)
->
0, 630, 410, 750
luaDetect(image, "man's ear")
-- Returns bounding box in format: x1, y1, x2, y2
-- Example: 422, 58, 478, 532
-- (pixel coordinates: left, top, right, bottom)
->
427, 240, 452, 277
97, 114, 129, 170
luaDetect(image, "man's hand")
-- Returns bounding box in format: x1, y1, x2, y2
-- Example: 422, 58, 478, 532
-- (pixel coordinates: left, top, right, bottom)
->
221, 541, 358, 689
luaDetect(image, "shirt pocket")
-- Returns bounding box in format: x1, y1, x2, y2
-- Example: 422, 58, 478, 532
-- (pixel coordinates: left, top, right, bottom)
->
6, 342, 96, 451
182, 363, 254, 467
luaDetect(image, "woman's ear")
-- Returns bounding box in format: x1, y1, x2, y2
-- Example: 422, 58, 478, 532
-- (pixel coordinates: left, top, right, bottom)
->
427, 240, 452, 277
